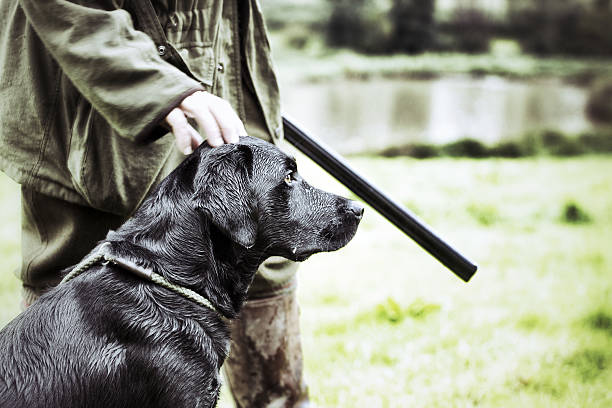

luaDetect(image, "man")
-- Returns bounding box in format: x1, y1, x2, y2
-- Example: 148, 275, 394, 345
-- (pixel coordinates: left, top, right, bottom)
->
0, 1, 309, 406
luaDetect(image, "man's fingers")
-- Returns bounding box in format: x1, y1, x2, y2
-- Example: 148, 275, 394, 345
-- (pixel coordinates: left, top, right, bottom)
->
168, 90, 248, 152
208, 100, 242, 144
237, 121, 248, 137
180, 91, 245, 145
189, 130, 204, 151
187, 108, 223, 148
166, 108, 198, 155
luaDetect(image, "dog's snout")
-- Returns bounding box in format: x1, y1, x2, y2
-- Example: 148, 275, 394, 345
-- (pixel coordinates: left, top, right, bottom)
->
347, 200, 364, 220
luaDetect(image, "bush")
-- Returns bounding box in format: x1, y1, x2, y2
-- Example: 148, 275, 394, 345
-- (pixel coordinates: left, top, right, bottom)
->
509, 0, 612, 57
534, 130, 585, 156
489, 141, 527, 158
410, 144, 440, 158
537, 131, 586, 156
549, 139, 587, 157
437, 8, 492, 53
586, 310, 612, 336
373, 130, 612, 159
540, 130, 566, 149
325, 0, 389, 54
389, 0, 436, 54
560, 201, 592, 224
379, 143, 439, 158
442, 138, 489, 158
284, 26, 312, 50
579, 132, 612, 153
586, 79, 612, 125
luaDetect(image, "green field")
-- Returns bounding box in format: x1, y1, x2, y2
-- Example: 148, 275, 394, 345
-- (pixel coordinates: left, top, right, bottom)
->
1, 155, 611, 407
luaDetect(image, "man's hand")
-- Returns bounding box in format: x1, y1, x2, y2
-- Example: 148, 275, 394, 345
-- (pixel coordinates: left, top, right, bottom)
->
165, 91, 247, 154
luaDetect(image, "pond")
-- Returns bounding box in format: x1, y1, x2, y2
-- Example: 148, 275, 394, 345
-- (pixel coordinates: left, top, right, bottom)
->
281, 76, 594, 154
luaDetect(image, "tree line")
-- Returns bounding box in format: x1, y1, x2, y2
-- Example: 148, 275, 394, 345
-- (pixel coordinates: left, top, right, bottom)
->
324, 0, 612, 56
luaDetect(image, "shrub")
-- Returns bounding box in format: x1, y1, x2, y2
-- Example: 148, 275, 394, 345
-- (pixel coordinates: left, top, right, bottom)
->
579, 132, 612, 153
540, 130, 566, 149
548, 138, 587, 157
379, 145, 410, 158
410, 144, 440, 158
509, 0, 612, 57
284, 26, 311, 50
388, 0, 436, 54
586, 310, 612, 336
586, 79, 612, 125
325, 0, 389, 54
442, 138, 489, 158
438, 8, 492, 53
379, 143, 439, 158
540, 130, 585, 156
374, 130, 612, 159
520, 132, 544, 156
560, 201, 592, 224
489, 141, 527, 158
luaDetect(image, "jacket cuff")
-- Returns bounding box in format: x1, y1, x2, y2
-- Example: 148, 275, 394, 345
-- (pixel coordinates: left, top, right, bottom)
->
134, 86, 204, 144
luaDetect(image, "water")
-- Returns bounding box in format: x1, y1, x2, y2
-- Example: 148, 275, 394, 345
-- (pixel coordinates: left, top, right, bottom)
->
281, 76, 594, 154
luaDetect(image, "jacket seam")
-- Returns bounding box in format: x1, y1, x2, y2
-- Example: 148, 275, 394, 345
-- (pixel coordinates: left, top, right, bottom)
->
67, 91, 85, 199
230, 0, 245, 123
79, 109, 96, 204
22, 188, 50, 286
25, 69, 62, 188
246, 8, 280, 141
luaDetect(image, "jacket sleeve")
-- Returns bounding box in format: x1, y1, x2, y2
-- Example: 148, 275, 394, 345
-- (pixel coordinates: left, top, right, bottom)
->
19, 0, 203, 142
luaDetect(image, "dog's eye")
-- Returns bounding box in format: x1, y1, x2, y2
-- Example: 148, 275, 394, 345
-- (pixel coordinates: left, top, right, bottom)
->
284, 171, 296, 185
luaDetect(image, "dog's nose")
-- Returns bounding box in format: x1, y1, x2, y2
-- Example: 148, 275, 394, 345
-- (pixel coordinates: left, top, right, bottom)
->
347, 201, 364, 220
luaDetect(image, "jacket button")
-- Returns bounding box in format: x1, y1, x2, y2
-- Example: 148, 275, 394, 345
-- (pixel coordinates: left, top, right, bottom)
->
216, 62, 224, 73
157, 45, 167, 57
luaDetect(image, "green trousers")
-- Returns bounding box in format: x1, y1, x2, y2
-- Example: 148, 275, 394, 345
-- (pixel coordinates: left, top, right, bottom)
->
19, 87, 298, 305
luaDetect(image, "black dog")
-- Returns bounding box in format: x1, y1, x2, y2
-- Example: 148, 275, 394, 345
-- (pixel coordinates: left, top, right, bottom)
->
0, 136, 362, 408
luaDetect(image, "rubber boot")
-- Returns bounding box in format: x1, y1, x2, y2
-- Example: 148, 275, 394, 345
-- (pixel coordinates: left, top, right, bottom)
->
224, 289, 311, 408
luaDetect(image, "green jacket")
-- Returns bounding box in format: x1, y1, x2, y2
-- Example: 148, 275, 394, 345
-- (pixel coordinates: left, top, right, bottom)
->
0, 0, 282, 215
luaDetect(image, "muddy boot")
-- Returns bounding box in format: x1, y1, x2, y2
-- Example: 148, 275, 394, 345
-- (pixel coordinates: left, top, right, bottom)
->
224, 288, 310, 408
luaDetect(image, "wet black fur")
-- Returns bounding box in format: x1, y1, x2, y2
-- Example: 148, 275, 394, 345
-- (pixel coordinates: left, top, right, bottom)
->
0, 136, 362, 408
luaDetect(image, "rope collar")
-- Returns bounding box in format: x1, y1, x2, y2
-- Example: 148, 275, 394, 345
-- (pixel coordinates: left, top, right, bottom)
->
61, 242, 220, 315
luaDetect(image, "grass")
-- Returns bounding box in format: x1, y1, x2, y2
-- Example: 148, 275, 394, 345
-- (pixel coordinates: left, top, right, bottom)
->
2, 155, 612, 407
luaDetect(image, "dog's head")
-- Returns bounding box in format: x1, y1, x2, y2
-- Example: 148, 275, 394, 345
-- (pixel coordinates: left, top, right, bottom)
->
191, 136, 363, 261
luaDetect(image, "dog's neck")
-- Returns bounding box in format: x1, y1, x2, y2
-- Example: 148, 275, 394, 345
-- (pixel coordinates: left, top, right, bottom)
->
107, 184, 265, 319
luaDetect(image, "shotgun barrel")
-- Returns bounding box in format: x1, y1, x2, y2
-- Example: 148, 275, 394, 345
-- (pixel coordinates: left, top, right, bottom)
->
282, 116, 478, 282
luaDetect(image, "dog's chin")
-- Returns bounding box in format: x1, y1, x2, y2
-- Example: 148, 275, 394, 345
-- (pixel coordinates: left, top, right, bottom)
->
325, 222, 361, 251
292, 252, 314, 262
288, 223, 361, 262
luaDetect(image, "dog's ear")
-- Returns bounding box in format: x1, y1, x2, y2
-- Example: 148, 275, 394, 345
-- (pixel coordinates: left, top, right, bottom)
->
192, 143, 257, 248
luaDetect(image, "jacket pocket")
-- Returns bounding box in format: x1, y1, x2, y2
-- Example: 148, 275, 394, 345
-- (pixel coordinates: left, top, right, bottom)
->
172, 43, 215, 87
68, 101, 175, 216
165, 5, 222, 87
